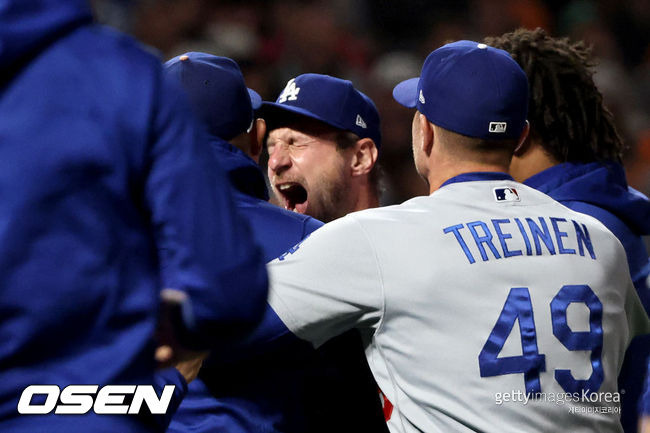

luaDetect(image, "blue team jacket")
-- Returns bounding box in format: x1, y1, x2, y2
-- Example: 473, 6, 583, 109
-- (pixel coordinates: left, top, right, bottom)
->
168, 138, 323, 433
0, 1, 268, 432
210, 139, 324, 262
639, 360, 650, 417
525, 162, 650, 432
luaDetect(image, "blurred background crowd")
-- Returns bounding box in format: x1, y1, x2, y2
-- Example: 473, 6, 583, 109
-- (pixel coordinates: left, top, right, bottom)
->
91, 0, 650, 205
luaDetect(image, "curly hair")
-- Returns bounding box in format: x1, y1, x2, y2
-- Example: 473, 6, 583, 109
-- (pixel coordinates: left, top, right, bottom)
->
484, 28, 624, 163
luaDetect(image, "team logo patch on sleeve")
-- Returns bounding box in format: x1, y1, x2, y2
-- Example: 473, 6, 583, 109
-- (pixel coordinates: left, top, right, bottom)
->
494, 187, 520, 202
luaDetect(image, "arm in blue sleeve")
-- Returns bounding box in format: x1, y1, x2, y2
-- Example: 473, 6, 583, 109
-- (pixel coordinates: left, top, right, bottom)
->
145, 71, 268, 349
632, 260, 650, 314
205, 302, 304, 365
151, 368, 188, 430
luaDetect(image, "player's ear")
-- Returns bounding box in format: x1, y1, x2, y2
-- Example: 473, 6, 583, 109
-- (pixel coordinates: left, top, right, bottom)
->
513, 120, 531, 157
247, 118, 265, 163
419, 112, 434, 156
350, 137, 378, 177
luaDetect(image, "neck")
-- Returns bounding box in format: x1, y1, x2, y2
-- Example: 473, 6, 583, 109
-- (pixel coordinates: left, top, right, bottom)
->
427, 160, 509, 194
350, 177, 380, 212
510, 139, 558, 182
353, 187, 380, 211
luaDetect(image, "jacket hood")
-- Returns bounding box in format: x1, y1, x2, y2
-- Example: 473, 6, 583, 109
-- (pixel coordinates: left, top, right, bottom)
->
209, 137, 269, 201
525, 162, 650, 236
0, 0, 92, 71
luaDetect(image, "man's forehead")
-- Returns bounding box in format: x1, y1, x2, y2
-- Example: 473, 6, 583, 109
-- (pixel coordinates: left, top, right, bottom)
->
268, 120, 340, 141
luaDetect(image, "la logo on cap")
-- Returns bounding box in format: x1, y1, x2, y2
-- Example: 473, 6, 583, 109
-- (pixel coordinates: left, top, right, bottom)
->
278, 78, 300, 103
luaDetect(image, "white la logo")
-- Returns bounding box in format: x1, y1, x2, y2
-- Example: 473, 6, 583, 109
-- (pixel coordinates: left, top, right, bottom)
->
277, 78, 300, 103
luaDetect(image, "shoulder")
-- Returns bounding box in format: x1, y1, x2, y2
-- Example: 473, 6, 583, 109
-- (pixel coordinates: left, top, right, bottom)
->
235, 197, 324, 261
561, 201, 639, 243
66, 25, 161, 71
48, 25, 164, 109
244, 198, 323, 230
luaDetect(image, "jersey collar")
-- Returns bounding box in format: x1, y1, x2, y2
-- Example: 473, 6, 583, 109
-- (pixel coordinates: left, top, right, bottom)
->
440, 172, 513, 189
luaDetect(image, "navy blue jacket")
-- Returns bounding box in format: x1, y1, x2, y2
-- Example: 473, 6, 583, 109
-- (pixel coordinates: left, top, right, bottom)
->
168, 139, 323, 433
211, 139, 324, 262
639, 359, 650, 417
525, 162, 650, 432
0, 1, 267, 431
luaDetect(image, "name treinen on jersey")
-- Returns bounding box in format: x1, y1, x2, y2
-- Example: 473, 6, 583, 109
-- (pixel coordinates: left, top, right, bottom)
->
443, 216, 596, 264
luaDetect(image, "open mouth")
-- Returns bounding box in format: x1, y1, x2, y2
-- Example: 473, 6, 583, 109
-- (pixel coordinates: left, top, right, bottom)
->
276, 182, 309, 214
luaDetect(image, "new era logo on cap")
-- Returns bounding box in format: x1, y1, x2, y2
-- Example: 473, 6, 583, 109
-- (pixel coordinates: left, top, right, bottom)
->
494, 187, 520, 202
356, 115, 367, 129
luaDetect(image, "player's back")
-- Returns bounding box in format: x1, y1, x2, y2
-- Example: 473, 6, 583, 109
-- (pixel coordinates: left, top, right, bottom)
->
354, 177, 648, 432
0, 1, 215, 431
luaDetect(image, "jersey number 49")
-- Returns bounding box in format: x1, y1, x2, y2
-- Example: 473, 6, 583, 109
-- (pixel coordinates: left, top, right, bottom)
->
478, 285, 603, 395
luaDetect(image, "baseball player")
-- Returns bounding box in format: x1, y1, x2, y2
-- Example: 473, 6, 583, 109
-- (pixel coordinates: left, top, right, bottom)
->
262, 73, 382, 223
261, 74, 390, 433
485, 28, 650, 432
0, 2, 268, 432
254, 40, 650, 432
161, 53, 324, 433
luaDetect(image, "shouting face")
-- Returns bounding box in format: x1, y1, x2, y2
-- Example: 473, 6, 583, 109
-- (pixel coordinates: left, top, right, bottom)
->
267, 124, 354, 223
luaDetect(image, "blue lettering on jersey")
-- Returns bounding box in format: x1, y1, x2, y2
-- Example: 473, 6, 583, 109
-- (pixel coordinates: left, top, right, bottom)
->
277, 234, 312, 261
467, 221, 501, 261
551, 217, 576, 255
572, 220, 596, 259
514, 218, 533, 256
443, 224, 476, 264
491, 219, 522, 258
444, 217, 597, 264
526, 217, 556, 255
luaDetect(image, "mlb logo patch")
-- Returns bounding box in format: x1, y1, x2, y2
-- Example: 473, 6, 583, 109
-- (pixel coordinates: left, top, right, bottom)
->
494, 187, 520, 202
489, 122, 507, 133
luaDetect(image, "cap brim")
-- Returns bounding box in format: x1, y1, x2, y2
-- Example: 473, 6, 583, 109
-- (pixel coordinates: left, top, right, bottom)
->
392, 77, 420, 108
260, 101, 346, 132
248, 88, 262, 110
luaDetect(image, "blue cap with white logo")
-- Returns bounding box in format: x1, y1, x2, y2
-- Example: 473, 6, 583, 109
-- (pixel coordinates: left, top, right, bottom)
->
393, 40, 528, 140
164, 52, 261, 141
262, 73, 381, 148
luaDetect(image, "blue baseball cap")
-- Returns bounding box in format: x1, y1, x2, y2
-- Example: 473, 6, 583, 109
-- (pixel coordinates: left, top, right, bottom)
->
262, 73, 381, 148
393, 40, 528, 140
164, 52, 262, 141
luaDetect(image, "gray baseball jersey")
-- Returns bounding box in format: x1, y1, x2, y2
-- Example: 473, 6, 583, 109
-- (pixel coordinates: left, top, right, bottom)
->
267, 174, 650, 432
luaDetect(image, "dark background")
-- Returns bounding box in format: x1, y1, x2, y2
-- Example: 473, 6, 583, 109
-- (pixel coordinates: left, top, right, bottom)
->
92, 0, 650, 205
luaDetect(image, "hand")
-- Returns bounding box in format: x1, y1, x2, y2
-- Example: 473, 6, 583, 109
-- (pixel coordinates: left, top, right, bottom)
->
155, 289, 210, 383
155, 345, 208, 384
